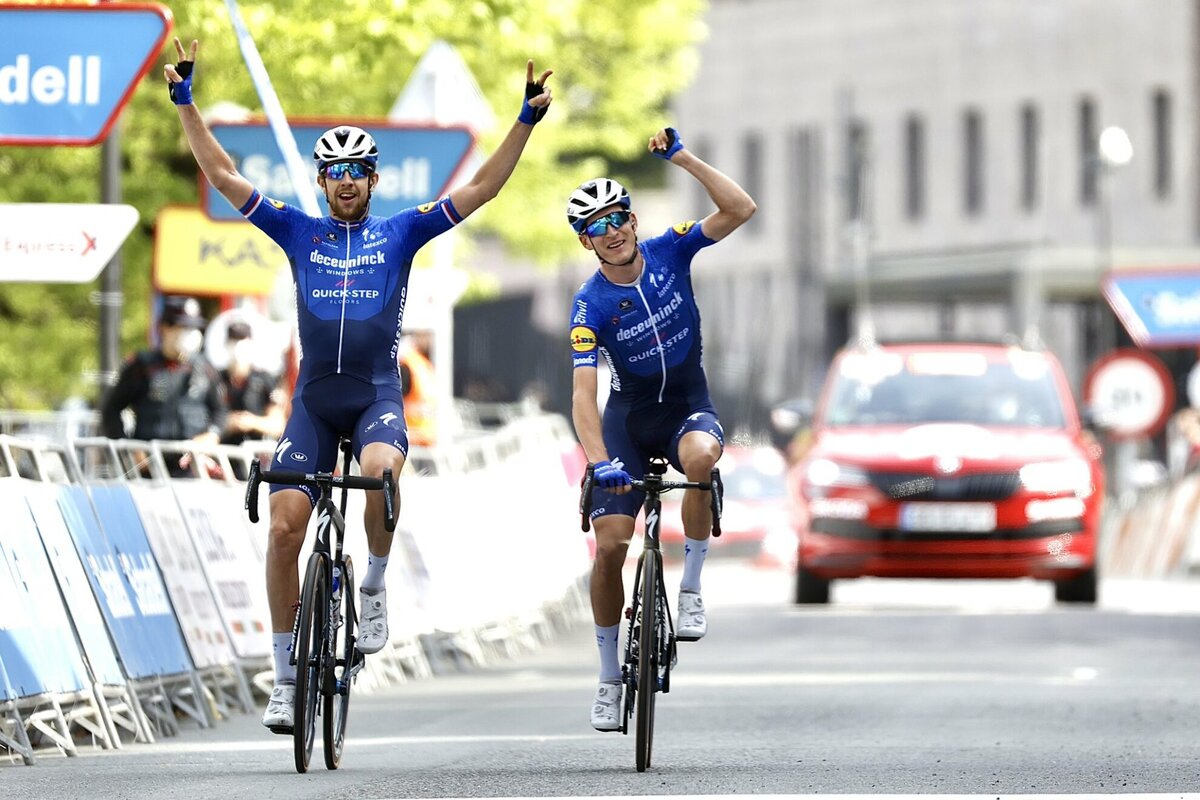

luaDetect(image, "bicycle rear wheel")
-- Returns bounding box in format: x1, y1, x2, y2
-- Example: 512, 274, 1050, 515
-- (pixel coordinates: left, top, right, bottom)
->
293, 553, 328, 774
635, 551, 659, 772
323, 555, 356, 770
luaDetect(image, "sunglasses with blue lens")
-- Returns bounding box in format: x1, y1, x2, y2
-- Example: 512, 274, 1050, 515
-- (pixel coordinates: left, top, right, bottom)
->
323, 161, 372, 180
583, 209, 631, 238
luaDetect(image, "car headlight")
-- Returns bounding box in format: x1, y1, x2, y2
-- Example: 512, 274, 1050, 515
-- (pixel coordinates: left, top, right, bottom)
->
1018, 458, 1093, 496
805, 458, 870, 489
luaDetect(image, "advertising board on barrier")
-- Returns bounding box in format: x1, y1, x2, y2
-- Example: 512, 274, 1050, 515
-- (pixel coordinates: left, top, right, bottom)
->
58, 485, 192, 679
0, 3, 172, 146
0, 483, 90, 697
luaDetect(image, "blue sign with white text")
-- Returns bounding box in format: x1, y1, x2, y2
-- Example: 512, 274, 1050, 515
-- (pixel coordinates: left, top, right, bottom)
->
1104, 270, 1200, 346
0, 4, 172, 146
205, 122, 475, 221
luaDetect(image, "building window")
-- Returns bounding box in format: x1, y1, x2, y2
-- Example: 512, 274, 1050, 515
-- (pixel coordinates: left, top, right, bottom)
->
1019, 103, 1039, 212
743, 131, 763, 233
904, 114, 925, 220
846, 119, 868, 222
963, 109, 984, 215
1153, 89, 1172, 199
1079, 97, 1098, 206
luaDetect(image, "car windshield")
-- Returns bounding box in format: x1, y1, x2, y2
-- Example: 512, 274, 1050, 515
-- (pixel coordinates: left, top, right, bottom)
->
822, 350, 1067, 428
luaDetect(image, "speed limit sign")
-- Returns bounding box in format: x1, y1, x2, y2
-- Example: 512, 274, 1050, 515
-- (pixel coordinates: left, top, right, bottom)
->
1083, 348, 1175, 439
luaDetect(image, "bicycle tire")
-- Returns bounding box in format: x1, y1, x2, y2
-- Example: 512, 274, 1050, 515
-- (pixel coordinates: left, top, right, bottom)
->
635, 550, 659, 772
323, 555, 355, 770
293, 553, 327, 774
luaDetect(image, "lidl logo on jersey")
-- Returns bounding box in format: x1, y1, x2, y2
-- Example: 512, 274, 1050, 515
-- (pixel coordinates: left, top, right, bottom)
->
570, 326, 597, 353
0, 5, 172, 145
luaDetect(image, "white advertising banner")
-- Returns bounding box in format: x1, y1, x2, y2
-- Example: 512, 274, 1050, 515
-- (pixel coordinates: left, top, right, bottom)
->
172, 482, 272, 660
128, 484, 235, 670
0, 203, 138, 283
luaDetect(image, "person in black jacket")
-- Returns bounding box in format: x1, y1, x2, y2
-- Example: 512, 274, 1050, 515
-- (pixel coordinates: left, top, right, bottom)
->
218, 319, 285, 445
101, 296, 228, 473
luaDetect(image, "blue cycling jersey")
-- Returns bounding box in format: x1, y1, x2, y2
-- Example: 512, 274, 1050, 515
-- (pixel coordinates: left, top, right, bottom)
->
240, 190, 461, 387
570, 221, 717, 408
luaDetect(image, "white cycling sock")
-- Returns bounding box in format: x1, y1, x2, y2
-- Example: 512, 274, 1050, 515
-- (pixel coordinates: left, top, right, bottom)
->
596, 623, 622, 682
680, 537, 709, 593
361, 551, 389, 592
273, 631, 296, 684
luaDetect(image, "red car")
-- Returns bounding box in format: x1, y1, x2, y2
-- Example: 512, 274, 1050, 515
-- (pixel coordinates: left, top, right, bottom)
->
789, 340, 1105, 604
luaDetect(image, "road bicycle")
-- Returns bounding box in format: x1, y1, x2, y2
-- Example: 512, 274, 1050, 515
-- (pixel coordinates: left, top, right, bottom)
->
580, 458, 722, 772
244, 440, 395, 773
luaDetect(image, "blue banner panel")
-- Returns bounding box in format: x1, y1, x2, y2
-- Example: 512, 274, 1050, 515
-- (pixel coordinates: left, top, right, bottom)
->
57, 485, 192, 680
204, 122, 474, 221
0, 482, 89, 698
0, 4, 172, 145
1103, 269, 1200, 346
24, 483, 125, 686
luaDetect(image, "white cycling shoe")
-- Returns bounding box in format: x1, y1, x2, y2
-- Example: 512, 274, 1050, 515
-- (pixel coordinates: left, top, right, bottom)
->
590, 680, 622, 732
676, 590, 708, 641
261, 683, 295, 733
357, 587, 388, 654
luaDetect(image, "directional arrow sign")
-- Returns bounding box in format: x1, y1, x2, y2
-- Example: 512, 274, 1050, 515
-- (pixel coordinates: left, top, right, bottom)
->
0, 3, 172, 146
203, 120, 475, 221
0, 203, 139, 283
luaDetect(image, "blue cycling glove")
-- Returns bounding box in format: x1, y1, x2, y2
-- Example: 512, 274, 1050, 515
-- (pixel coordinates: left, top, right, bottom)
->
518, 79, 549, 125
169, 60, 194, 105
592, 459, 632, 490
652, 127, 684, 160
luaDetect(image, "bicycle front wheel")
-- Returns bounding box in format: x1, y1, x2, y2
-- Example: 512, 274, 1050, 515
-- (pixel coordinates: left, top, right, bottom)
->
323, 555, 355, 770
294, 553, 328, 774
635, 550, 660, 772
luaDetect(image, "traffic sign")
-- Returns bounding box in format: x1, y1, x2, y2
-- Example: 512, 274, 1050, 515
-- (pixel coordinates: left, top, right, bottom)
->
0, 3, 172, 146
1083, 348, 1175, 439
202, 120, 475, 221
0, 203, 138, 283
153, 206, 283, 297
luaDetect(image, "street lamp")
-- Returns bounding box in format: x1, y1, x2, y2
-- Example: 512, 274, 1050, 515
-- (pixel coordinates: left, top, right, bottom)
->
1094, 125, 1133, 354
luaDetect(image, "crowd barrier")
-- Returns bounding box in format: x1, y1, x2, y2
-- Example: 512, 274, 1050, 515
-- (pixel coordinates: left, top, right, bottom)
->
1104, 468, 1200, 579
0, 408, 592, 766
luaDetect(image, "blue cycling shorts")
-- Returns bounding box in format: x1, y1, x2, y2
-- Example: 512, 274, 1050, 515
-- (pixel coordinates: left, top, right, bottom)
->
589, 401, 724, 520
269, 374, 409, 505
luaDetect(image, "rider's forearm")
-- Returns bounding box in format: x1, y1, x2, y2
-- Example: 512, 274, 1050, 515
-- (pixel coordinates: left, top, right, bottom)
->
175, 103, 245, 199
672, 149, 756, 219
571, 395, 609, 464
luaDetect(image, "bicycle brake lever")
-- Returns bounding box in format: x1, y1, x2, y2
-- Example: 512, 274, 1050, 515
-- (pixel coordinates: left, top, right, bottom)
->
245, 459, 261, 523
381, 468, 396, 532
580, 465, 595, 533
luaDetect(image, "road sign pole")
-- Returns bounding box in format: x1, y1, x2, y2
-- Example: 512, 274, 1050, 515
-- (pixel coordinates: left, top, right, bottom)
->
98, 122, 123, 389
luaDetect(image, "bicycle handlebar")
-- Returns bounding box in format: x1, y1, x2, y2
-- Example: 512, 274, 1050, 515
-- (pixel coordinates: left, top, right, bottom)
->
579, 462, 721, 535
245, 460, 396, 531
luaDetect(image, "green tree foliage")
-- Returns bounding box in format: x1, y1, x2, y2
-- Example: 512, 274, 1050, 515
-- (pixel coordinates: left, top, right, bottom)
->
0, 0, 707, 409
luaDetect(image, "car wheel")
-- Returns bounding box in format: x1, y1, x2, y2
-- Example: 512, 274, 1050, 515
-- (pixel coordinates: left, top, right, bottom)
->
1054, 567, 1098, 604
794, 565, 831, 605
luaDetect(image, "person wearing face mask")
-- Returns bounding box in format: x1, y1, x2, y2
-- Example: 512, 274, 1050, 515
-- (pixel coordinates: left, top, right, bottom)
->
100, 296, 229, 469
218, 320, 285, 446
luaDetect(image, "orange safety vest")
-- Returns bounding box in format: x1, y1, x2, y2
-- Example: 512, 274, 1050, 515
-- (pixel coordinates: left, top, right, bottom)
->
399, 347, 437, 446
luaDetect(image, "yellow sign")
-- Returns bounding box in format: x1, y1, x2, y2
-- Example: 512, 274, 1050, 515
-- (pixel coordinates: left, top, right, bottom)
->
154, 206, 284, 297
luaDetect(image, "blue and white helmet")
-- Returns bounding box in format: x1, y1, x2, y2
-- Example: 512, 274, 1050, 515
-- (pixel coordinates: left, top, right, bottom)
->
313, 125, 379, 170
566, 178, 631, 233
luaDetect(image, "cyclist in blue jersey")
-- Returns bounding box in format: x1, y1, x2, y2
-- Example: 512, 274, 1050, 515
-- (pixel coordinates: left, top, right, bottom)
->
568, 127, 755, 731
165, 37, 552, 733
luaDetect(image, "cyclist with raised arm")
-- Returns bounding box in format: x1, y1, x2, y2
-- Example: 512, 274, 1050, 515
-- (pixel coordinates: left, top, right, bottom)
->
165, 37, 552, 733
568, 128, 755, 732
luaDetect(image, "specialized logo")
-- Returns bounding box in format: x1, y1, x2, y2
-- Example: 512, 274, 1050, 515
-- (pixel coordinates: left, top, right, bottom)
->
275, 437, 292, 459
645, 508, 660, 540
418, 201, 436, 213
571, 326, 597, 353
379, 411, 400, 426
673, 220, 696, 236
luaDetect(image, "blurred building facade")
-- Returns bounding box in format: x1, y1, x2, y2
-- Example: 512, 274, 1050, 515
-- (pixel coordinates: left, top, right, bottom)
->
667, 0, 1200, 428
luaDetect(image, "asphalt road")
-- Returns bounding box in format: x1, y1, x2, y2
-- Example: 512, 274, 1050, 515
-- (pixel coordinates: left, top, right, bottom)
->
5, 563, 1200, 798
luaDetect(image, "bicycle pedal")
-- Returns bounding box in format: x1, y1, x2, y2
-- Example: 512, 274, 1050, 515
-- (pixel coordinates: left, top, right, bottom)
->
266, 724, 293, 736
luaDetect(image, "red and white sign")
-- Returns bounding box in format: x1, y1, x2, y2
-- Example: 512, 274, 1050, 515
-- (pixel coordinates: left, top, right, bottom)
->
1083, 348, 1175, 439
0, 203, 138, 283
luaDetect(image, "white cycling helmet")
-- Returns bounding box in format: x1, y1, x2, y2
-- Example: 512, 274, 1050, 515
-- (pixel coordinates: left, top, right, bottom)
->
567, 178, 631, 233
313, 125, 379, 170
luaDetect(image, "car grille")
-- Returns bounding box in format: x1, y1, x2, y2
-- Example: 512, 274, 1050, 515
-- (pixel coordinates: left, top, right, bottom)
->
868, 470, 1021, 501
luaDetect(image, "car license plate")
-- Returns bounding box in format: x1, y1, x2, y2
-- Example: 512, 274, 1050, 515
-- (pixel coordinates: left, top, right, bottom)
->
899, 502, 996, 532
